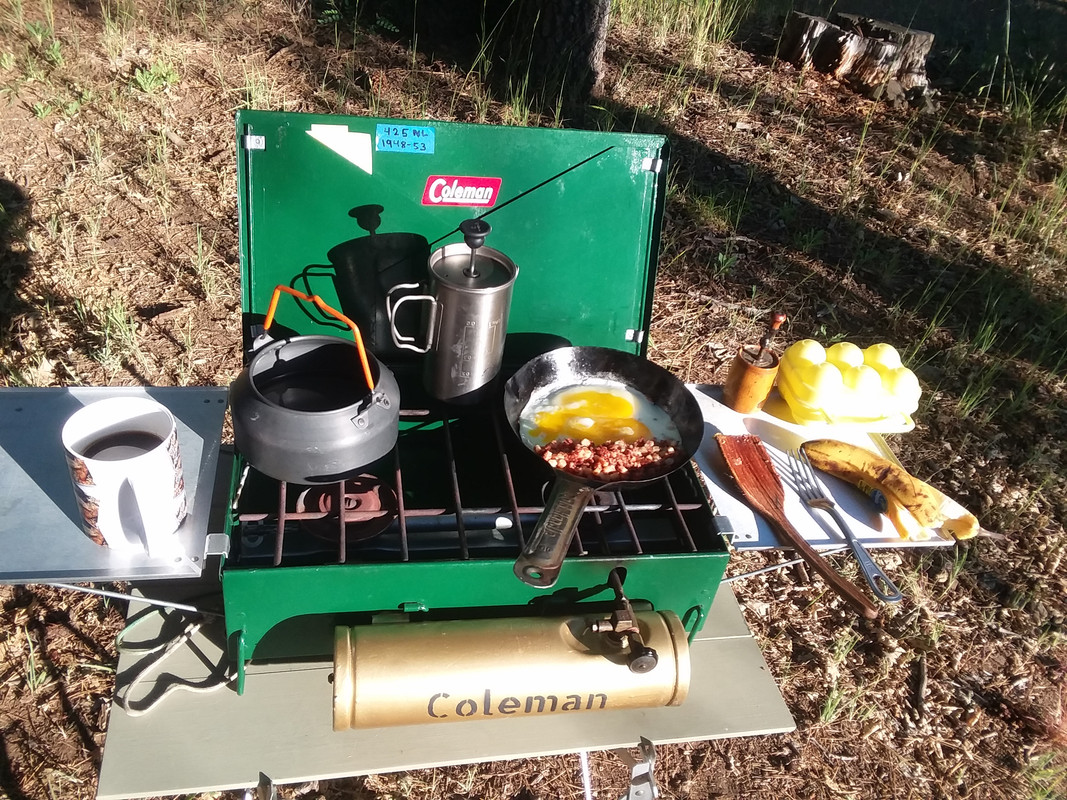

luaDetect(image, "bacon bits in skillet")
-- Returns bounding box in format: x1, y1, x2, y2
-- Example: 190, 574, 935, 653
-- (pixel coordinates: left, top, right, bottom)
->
534, 437, 682, 480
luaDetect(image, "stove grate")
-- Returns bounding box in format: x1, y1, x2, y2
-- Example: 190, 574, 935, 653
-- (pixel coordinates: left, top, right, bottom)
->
232, 406, 707, 568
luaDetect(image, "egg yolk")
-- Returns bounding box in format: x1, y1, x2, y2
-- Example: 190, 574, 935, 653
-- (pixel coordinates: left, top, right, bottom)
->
530, 388, 651, 444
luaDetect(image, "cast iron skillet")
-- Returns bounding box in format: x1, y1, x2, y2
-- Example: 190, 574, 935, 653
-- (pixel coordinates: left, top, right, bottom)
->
503, 346, 704, 588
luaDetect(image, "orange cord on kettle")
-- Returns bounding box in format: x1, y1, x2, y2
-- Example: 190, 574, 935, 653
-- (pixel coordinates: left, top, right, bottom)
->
263, 285, 376, 392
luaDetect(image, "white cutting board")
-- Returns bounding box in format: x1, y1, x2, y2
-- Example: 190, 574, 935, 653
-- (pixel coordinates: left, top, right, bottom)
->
687, 385, 951, 550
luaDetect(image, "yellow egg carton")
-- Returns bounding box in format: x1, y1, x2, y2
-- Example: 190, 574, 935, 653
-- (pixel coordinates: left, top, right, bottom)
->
774, 340, 921, 431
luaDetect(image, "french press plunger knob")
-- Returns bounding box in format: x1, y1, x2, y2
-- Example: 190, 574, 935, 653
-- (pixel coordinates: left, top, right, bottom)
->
459, 218, 491, 278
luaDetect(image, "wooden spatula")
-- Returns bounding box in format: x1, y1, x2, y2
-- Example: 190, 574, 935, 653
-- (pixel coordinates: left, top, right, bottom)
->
715, 433, 879, 620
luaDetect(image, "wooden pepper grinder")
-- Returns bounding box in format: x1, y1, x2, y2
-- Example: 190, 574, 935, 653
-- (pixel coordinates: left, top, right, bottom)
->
722, 312, 787, 413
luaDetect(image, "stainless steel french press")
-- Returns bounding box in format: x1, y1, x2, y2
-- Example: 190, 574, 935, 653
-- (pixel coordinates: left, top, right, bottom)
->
387, 219, 519, 404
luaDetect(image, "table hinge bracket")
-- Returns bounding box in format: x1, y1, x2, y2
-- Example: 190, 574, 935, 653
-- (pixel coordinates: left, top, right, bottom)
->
204, 533, 230, 558
243, 772, 277, 800
615, 737, 659, 800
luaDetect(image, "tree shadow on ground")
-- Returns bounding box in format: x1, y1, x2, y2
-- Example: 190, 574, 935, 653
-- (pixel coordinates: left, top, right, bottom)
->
0, 733, 33, 800
310, 0, 611, 122
0, 180, 32, 362
585, 36, 1067, 376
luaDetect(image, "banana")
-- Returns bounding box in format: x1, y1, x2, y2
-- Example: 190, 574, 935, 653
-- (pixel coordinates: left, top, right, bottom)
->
801, 439, 942, 525
934, 493, 981, 540
801, 438, 979, 541
881, 494, 929, 541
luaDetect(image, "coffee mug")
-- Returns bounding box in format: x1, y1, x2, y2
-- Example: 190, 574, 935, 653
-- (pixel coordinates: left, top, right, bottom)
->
61, 396, 187, 557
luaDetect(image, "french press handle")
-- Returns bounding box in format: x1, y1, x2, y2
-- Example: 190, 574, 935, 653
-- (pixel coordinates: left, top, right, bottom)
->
386, 283, 438, 354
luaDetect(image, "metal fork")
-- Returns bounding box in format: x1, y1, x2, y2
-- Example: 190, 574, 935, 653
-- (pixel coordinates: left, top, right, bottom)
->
788, 449, 903, 603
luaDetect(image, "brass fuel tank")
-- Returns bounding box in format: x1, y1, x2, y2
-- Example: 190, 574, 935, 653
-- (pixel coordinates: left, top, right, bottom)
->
333, 611, 690, 730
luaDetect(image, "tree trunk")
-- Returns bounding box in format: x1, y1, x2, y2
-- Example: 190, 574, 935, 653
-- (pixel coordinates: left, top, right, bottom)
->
779, 10, 934, 92
373, 0, 611, 109
499, 0, 611, 107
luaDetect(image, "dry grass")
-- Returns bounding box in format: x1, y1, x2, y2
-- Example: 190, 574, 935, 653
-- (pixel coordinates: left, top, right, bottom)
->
1, 0, 1067, 798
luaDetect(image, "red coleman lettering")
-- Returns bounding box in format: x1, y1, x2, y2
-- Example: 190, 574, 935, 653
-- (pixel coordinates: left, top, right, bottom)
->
422, 176, 501, 207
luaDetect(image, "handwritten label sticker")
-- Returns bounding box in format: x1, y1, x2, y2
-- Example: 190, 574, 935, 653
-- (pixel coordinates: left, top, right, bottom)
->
375, 124, 435, 154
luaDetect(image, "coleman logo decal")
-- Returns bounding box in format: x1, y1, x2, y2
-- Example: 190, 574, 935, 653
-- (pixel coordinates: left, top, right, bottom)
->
422, 176, 501, 207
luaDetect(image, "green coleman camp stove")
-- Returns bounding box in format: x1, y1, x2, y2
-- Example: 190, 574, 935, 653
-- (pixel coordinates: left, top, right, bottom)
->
221, 109, 731, 704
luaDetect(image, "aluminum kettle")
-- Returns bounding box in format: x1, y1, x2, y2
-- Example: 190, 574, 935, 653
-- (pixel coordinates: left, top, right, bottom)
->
230, 286, 399, 484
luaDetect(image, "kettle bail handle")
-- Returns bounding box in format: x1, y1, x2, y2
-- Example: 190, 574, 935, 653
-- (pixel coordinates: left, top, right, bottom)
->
262, 285, 376, 392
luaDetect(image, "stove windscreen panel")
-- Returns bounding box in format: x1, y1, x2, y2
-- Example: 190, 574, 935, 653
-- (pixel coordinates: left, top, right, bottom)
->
235, 110, 668, 357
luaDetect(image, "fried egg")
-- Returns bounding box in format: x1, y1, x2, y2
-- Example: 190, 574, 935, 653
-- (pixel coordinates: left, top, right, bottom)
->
519, 381, 679, 448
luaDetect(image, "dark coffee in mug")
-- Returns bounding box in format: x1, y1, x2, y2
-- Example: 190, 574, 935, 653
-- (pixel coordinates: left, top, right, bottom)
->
82, 431, 165, 461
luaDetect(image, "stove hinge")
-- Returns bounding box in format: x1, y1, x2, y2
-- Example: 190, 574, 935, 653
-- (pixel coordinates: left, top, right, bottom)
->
624, 329, 645, 344
641, 157, 665, 174
245, 772, 276, 800
242, 134, 266, 150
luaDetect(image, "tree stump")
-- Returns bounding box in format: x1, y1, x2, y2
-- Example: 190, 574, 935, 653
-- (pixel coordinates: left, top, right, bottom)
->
779, 11, 934, 93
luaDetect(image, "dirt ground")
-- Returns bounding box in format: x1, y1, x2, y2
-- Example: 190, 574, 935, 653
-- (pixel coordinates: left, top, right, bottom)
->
2, 0, 1066, 798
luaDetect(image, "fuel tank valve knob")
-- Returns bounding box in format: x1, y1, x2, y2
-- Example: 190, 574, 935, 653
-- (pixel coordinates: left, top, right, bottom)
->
628, 644, 659, 674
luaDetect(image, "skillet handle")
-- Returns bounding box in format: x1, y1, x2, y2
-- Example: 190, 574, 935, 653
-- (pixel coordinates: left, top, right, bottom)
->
514, 475, 595, 589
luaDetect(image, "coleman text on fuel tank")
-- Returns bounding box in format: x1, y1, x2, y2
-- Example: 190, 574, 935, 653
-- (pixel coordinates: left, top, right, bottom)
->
427, 690, 609, 719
